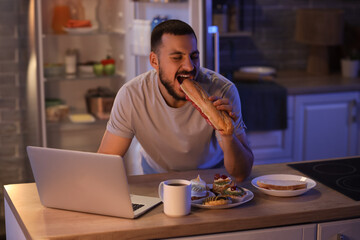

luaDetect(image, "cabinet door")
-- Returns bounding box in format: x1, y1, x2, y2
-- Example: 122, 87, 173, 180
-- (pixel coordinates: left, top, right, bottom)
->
248, 96, 294, 164
248, 120, 293, 164
170, 224, 316, 240
318, 218, 360, 240
294, 92, 359, 161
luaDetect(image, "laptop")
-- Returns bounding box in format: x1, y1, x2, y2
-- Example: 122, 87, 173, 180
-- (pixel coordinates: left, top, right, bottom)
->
26, 146, 162, 219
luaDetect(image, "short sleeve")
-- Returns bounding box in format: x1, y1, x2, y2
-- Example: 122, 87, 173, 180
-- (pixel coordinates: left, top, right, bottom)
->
224, 84, 246, 136
106, 86, 135, 139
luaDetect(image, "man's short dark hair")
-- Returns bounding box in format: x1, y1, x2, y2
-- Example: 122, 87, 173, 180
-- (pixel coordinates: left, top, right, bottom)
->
151, 19, 197, 54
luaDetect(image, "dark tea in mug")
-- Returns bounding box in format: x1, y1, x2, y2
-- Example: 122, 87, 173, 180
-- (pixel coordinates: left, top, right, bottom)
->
168, 183, 187, 186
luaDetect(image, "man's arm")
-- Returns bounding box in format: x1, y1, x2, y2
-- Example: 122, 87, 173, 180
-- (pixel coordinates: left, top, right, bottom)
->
97, 130, 132, 156
218, 132, 254, 183
210, 96, 254, 182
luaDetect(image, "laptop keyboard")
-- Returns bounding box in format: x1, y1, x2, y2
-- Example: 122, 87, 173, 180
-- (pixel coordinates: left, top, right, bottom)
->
132, 203, 145, 211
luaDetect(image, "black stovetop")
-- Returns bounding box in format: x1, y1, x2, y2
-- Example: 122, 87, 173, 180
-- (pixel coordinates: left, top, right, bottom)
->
289, 157, 360, 201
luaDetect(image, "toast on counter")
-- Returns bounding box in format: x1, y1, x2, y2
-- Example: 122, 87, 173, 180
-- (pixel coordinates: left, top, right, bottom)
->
257, 179, 307, 190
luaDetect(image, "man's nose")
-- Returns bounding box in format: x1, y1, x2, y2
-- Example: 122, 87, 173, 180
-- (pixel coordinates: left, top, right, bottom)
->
182, 56, 194, 72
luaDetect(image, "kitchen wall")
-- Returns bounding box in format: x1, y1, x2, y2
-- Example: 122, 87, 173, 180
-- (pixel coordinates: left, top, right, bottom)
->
0, 0, 360, 238
219, 0, 360, 77
0, 0, 29, 238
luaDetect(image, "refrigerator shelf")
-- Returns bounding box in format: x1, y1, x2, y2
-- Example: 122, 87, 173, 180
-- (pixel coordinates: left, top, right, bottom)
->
46, 118, 108, 131
219, 31, 252, 38
42, 30, 125, 38
44, 73, 124, 83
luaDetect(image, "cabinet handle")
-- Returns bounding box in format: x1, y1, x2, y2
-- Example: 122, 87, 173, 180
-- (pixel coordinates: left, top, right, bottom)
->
348, 99, 357, 125
337, 233, 345, 240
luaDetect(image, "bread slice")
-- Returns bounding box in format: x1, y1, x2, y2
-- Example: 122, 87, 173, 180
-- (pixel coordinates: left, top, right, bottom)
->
180, 79, 234, 135
257, 179, 307, 190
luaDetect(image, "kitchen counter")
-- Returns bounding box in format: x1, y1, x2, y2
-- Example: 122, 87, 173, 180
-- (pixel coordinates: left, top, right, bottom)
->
4, 161, 360, 239
275, 71, 360, 95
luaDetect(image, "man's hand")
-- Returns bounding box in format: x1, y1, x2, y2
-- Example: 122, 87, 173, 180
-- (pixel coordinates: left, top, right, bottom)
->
209, 95, 240, 136
209, 95, 238, 122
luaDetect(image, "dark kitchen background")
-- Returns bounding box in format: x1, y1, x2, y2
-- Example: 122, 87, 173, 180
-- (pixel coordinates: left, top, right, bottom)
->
1, 0, 360, 238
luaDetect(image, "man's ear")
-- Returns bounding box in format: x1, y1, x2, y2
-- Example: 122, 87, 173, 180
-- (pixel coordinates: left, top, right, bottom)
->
149, 51, 159, 70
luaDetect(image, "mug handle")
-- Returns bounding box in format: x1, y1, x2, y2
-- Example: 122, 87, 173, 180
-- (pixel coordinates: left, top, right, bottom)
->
158, 181, 164, 201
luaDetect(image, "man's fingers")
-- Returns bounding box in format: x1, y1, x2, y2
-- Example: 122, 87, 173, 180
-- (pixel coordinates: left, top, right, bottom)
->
209, 96, 237, 120
216, 104, 232, 112
208, 95, 218, 102
229, 111, 238, 121
213, 98, 229, 107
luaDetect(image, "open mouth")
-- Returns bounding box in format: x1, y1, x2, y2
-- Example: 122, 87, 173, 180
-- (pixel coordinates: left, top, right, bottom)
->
176, 73, 195, 84
176, 74, 191, 84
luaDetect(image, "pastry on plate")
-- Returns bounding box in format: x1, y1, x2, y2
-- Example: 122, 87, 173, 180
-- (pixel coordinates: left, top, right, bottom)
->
191, 175, 208, 200
222, 185, 247, 200
203, 196, 232, 206
213, 173, 232, 194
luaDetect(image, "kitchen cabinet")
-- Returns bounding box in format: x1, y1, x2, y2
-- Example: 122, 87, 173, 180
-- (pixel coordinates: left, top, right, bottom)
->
212, 0, 254, 37
4, 199, 26, 240
293, 91, 359, 161
170, 224, 316, 240
203, 0, 255, 71
248, 96, 294, 165
171, 218, 360, 240
248, 91, 360, 165
318, 218, 360, 240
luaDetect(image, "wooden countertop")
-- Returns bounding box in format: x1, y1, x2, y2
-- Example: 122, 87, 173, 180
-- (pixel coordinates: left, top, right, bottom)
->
274, 71, 360, 95
4, 162, 360, 239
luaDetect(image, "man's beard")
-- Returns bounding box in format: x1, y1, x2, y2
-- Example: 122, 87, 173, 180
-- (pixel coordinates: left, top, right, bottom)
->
159, 67, 186, 101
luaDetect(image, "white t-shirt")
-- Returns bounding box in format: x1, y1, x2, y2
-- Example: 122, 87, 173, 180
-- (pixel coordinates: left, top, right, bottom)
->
107, 68, 245, 174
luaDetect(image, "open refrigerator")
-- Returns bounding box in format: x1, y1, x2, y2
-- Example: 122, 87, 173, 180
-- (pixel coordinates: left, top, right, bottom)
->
27, 0, 217, 173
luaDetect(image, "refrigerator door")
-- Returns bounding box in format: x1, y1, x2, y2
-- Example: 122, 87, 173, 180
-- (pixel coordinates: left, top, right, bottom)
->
131, 0, 206, 73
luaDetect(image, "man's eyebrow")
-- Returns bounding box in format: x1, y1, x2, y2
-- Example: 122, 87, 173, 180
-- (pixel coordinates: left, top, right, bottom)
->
169, 51, 184, 55
169, 50, 199, 55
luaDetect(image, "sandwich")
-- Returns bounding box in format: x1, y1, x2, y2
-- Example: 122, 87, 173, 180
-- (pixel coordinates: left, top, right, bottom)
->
257, 179, 307, 191
180, 79, 234, 135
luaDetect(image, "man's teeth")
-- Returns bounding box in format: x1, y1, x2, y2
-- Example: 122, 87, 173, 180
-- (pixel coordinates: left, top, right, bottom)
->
179, 74, 190, 78
177, 75, 193, 83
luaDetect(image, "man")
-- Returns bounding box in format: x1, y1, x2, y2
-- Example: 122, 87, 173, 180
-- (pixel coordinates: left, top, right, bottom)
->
98, 20, 253, 182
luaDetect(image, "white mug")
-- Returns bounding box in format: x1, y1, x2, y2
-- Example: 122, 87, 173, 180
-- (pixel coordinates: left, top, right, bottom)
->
158, 179, 191, 217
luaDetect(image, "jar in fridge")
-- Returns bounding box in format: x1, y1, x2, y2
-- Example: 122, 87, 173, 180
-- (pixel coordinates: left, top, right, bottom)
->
52, 0, 71, 34
65, 49, 78, 75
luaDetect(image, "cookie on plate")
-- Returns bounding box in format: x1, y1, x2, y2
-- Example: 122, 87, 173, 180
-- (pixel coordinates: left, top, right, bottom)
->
222, 186, 247, 200
203, 196, 232, 206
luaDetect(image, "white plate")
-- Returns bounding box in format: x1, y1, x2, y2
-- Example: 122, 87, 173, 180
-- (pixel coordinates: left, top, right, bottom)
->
191, 188, 253, 209
64, 26, 98, 34
239, 66, 276, 75
251, 174, 316, 197
191, 191, 215, 204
